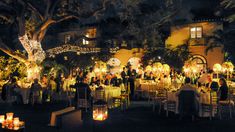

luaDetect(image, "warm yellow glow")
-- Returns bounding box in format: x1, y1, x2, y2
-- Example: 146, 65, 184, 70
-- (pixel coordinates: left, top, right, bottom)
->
163, 64, 170, 74
94, 68, 100, 73
13, 117, 20, 127
6, 112, 14, 123
213, 63, 222, 73
145, 65, 152, 72
222, 61, 234, 73
0, 115, 5, 123
101, 68, 107, 73
26, 64, 42, 81
93, 110, 108, 121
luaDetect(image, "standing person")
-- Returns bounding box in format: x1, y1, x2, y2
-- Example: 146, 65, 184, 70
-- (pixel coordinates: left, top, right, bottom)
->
55, 73, 63, 94
72, 78, 91, 108
218, 78, 228, 101
30, 79, 42, 105
2, 77, 22, 104
128, 67, 137, 99
121, 67, 129, 88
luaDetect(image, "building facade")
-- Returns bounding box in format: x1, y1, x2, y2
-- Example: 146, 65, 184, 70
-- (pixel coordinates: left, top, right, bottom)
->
166, 21, 224, 70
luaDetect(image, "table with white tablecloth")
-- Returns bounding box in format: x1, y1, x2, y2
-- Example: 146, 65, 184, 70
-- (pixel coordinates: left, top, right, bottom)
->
91, 85, 122, 101
136, 80, 158, 98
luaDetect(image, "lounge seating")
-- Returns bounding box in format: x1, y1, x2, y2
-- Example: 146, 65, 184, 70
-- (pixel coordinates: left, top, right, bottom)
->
49, 107, 75, 127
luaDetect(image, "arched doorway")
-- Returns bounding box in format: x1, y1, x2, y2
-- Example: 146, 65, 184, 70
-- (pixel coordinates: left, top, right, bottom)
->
190, 55, 207, 71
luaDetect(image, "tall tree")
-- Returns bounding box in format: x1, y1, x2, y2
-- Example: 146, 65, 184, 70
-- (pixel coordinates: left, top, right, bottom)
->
0, 0, 108, 80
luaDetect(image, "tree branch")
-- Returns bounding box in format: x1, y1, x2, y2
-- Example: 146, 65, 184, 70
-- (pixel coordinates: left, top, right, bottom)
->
55, 15, 80, 23
84, 0, 108, 18
44, 0, 51, 18
26, 2, 44, 20
0, 38, 27, 63
49, 0, 62, 17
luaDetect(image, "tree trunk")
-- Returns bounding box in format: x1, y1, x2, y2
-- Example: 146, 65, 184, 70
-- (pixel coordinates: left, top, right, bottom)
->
18, 34, 46, 63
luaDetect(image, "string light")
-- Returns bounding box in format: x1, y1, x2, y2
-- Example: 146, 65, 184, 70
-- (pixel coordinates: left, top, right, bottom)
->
46, 44, 119, 57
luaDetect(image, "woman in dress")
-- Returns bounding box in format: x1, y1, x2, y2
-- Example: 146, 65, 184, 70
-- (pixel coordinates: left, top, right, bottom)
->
218, 78, 228, 101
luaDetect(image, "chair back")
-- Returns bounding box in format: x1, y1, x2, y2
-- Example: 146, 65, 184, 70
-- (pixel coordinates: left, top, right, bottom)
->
210, 91, 218, 105
95, 89, 105, 101
178, 90, 198, 115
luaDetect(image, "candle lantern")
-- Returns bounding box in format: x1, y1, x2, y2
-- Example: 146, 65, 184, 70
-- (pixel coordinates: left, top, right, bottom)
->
93, 100, 108, 121
13, 117, 20, 127
6, 113, 14, 123
0, 115, 5, 123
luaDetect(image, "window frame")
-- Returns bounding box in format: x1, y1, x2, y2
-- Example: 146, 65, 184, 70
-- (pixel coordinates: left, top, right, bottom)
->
190, 26, 203, 39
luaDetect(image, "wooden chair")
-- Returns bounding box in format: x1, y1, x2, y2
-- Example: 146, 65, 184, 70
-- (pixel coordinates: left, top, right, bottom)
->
77, 89, 90, 112
112, 90, 130, 111
165, 92, 177, 117
201, 91, 218, 120
148, 85, 157, 103
152, 88, 167, 114
218, 89, 234, 119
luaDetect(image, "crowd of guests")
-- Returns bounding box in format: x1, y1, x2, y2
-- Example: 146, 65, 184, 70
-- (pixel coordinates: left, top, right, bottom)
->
0, 65, 232, 110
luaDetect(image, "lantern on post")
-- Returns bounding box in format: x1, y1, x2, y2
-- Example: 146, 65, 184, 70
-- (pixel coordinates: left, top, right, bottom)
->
213, 63, 222, 79
222, 62, 234, 80
93, 100, 108, 121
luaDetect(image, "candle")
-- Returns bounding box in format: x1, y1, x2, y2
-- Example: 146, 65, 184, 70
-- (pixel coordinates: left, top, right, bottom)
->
0, 115, 5, 123
13, 117, 20, 127
6, 112, 14, 123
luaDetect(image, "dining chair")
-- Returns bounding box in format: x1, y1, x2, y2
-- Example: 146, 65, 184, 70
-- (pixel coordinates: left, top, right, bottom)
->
77, 89, 90, 112
165, 92, 177, 117
201, 91, 218, 120
152, 88, 167, 114
218, 88, 234, 119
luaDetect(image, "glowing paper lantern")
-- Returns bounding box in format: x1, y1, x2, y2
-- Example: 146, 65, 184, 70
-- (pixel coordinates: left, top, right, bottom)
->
145, 65, 152, 72
163, 64, 170, 74
213, 63, 222, 73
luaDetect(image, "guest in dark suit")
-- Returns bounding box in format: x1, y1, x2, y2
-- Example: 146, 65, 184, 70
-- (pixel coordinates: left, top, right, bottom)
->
121, 67, 129, 86
128, 68, 137, 99
72, 78, 91, 108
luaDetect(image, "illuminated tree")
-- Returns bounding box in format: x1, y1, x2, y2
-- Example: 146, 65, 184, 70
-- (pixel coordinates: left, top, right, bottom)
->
0, 0, 109, 80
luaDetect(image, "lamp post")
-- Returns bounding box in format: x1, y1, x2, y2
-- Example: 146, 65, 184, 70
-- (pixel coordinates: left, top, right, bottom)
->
213, 63, 222, 79
222, 62, 234, 80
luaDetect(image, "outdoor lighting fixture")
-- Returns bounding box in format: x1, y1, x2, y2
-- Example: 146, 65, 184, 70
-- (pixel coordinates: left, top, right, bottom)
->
13, 117, 20, 127
6, 112, 14, 123
222, 61, 234, 80
213, 63, 222, 78
1, 113, 24, 130
0, 115, 5, 123
93, 100, 108, 121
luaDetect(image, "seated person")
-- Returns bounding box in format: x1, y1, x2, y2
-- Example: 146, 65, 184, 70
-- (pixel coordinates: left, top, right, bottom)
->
218, 78, 228, 101
146, 72, 155, 81
176, 77, 200, 115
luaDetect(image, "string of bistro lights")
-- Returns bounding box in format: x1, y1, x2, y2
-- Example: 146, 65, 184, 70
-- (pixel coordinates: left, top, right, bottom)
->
46, 44, 119, 58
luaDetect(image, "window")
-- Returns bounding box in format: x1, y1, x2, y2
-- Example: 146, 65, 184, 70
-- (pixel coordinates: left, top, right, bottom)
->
190, 27, 202, 38
82, 34, 89, 45
82, 28, 97, 45
64, 35, 71, 43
